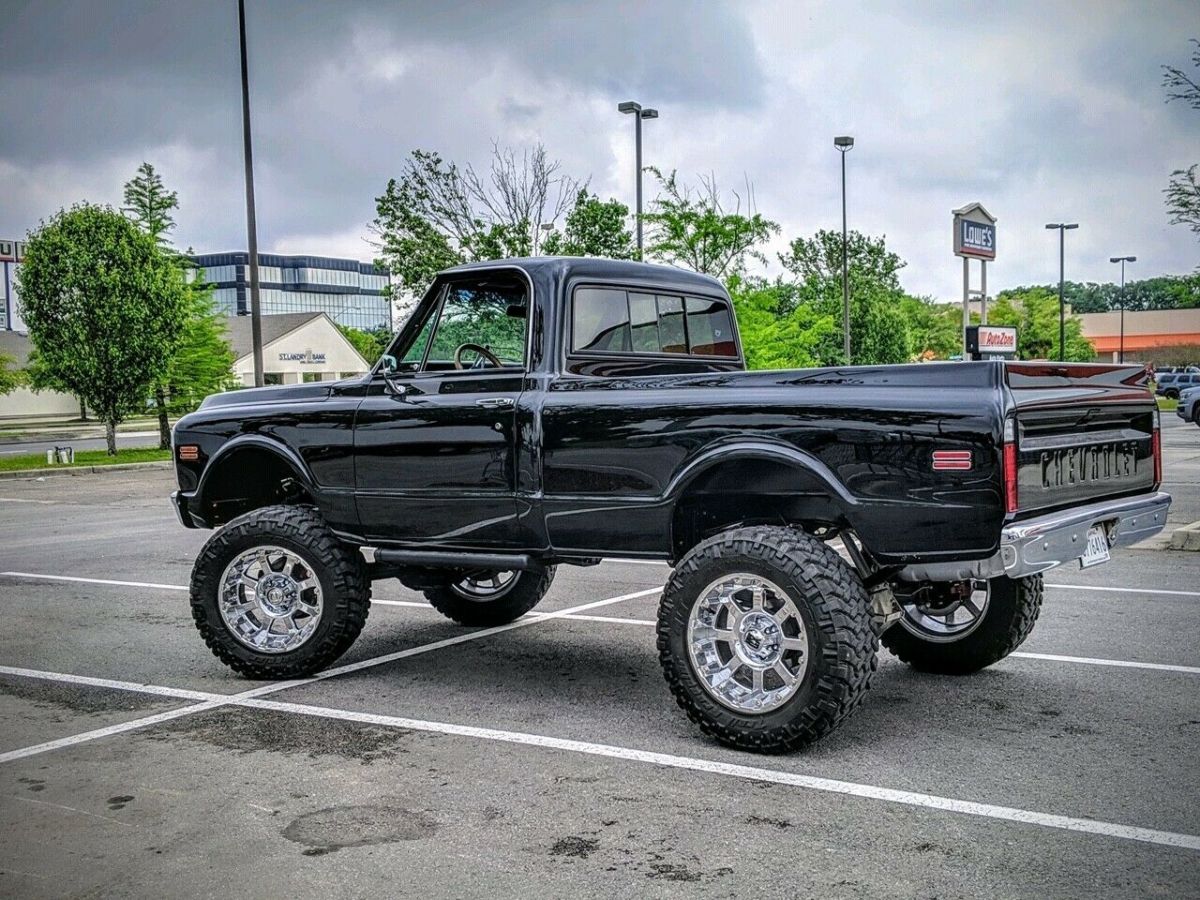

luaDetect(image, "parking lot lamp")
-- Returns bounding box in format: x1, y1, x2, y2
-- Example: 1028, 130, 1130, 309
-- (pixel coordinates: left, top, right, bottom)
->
1045, 223, 1079, 361
619, 101, 658, 259
238, 0, 264, 387
1109, 256, 1136, 363
834, 136, 854, 365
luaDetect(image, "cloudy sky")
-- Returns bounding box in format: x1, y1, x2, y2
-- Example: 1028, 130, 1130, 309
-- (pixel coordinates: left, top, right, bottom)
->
1, 0, 1197, 302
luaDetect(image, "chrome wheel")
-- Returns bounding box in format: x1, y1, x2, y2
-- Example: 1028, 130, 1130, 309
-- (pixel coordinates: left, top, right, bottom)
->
451, 570, 518, 602
219, 545, 323, 654
899, 580, 990, 643
686, 573, 810, 714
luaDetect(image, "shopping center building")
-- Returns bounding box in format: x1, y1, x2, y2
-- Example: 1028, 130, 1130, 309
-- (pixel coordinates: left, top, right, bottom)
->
1079, 308, 1200, 363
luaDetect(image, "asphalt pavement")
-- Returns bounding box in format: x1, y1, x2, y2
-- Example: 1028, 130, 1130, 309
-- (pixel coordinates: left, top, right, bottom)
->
0, 419, 1197, 898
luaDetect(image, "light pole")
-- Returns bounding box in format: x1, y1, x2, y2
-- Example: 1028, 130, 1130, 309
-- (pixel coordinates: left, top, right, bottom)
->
1045, 223, 1078, 361
1109, 255, 1136, 363
834, 136, 854, 365
238, 0, 264, 387
618, 101, 658, 259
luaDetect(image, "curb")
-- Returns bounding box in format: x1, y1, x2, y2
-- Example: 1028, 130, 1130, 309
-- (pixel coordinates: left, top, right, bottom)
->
1169, 521, 1200, 552
0, 461, 173, 481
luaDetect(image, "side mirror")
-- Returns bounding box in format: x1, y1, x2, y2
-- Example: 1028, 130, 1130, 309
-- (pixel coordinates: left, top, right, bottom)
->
379, 355, 407, 397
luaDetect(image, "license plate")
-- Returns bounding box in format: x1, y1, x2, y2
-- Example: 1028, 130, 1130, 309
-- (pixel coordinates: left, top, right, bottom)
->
1080, 525, 1111, 569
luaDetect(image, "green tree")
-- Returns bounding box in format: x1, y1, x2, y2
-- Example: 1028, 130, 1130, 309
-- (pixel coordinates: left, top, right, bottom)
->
122, 162, 178, 247
124, 161, 190, 446
542, 189, 635, 259
990, 287, 1094, 361
162, 270, 239, 419
1163, 39, 1200, 258
898, 295, 962, 360
371, 144, 580, 301
780, 230, 912, 365
643, 169, 779, 277
337, 324, 392, 364
727, 276, 836, 369
17, 205, 186, 454
0, 352, 23, 395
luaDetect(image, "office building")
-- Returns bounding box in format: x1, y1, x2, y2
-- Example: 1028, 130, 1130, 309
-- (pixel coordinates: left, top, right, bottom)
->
193, 252, 391, 331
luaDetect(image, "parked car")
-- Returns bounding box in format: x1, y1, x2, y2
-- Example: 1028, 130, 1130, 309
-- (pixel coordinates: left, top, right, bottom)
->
1156, 372, 1200, 399
1178, 385, 1200, 426
170, 257, 1170, 752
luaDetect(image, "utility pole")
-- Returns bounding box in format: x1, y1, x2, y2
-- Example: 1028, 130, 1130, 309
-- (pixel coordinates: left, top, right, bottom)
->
238, 0, 264, 387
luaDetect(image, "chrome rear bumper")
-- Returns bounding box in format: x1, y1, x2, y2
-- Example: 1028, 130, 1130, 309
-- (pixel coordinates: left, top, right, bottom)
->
897, 491, 1171, 582
998, 491, 1171, 578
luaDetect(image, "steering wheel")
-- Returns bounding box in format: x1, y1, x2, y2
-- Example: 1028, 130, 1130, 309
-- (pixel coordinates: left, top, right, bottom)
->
453, 342, 503, 370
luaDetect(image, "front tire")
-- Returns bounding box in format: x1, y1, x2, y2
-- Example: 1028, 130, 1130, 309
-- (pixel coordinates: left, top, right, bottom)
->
657, 526, 877, 753
424, 566, 556, 626
190, 505, 370, 679
882, 575, 1043, 674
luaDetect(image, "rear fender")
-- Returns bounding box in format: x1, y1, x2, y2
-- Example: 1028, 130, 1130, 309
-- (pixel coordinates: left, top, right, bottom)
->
665, 440, 860, 557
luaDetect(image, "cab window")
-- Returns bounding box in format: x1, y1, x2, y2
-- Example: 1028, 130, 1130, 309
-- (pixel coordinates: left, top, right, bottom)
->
398, 275, 528, 372
571, 287, 736, 358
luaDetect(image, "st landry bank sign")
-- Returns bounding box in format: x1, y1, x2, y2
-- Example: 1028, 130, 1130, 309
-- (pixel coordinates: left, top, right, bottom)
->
278, 349, 327, 365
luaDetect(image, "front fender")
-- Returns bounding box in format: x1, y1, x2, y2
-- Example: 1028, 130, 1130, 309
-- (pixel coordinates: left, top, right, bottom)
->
193, 433, 317, 510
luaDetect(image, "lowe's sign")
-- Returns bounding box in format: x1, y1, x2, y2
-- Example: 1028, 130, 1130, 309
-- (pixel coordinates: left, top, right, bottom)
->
956, 218, 996, 259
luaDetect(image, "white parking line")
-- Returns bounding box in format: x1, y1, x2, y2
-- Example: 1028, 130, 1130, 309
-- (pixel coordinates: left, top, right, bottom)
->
0, 700, 226, 764
1, 662, 1196, 852
1046, 583, 1200, 598
0, 497, 57, 504
0, 587, 661, 763
0, 665, 214, 702
1, 572, 189, 591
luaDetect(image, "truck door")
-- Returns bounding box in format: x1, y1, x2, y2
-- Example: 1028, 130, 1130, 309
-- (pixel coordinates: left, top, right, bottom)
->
354, 273, 530, 547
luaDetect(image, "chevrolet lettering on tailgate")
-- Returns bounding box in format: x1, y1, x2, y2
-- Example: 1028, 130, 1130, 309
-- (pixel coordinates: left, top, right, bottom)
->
1040, 441, 1136, 489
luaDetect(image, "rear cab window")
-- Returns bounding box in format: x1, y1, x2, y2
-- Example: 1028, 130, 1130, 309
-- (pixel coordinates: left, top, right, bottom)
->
570, 286, 738, 363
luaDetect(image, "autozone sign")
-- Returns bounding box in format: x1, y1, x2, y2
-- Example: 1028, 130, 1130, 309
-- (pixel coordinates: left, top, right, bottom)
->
967, 325, 1018, 359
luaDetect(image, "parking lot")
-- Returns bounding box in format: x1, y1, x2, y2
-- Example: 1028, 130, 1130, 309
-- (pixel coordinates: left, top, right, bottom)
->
0, 417, 1197, 899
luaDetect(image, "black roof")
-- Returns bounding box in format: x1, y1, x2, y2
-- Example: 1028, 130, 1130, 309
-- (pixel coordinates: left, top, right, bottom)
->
441, 257, 725, 294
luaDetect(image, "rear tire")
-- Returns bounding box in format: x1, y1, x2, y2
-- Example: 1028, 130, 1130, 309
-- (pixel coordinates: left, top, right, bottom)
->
190, 505, 370, 679
882, 575, 1043, 674
657, 526, 877, 753
424, 566, 556, 626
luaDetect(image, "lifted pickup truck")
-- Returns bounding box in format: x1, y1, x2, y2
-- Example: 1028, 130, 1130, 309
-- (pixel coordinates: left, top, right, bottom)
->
172, 257, 1170, 752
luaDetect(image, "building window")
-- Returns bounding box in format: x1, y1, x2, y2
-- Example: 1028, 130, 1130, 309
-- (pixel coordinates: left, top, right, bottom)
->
263, 373, 283, 385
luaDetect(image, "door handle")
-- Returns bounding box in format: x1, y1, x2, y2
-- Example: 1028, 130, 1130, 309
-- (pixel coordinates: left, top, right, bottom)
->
475, 397, 515, 409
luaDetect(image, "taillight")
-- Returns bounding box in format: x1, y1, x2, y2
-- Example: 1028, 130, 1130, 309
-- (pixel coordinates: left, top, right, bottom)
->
1003, 417, 1018, 514
1152, 408, 1162, 486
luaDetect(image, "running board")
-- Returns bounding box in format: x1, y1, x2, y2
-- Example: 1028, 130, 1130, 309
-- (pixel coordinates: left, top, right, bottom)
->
361, 546, 534, 571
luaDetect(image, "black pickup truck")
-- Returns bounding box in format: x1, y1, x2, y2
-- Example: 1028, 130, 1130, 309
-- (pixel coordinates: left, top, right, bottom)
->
172, 257, 1170, 752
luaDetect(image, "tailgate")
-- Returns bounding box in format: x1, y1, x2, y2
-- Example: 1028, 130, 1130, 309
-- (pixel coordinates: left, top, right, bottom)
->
1005, 362, 1157, 514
